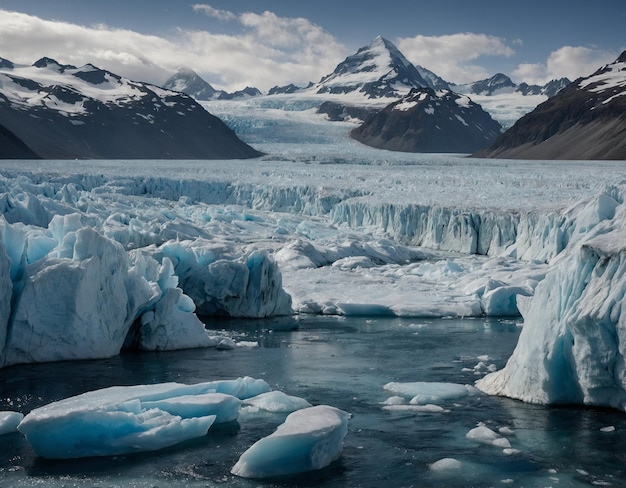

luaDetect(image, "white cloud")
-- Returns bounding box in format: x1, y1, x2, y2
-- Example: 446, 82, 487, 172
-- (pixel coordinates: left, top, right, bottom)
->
192, 4, 236, 21
396, 33, 515, 84
0, 7, 346, 92
513, 46, 618, 84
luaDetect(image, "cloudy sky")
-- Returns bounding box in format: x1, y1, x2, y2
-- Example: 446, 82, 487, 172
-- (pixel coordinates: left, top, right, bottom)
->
0, 1, 623, 92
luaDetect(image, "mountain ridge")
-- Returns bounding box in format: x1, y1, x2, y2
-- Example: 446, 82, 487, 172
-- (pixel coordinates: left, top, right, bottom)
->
0, 57, 262, 159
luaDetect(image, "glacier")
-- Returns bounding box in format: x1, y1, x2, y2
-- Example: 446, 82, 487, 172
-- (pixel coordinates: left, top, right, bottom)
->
0, 93, 626, 418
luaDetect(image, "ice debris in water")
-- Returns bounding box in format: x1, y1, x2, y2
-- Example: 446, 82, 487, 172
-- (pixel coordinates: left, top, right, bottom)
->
466, 423, 511, 449
231, 405, 350, 479
383, 381, 479, 405
430, 457, 463, 472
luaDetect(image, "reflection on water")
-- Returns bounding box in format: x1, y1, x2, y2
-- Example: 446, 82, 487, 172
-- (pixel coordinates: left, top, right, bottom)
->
1, 316, 626, 487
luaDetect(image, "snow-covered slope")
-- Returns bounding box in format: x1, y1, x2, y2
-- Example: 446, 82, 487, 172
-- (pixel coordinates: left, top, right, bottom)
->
0, 57, 262, 159
314, 36, 429, 100
475, 51, 626, 159
350, 88, 502, 153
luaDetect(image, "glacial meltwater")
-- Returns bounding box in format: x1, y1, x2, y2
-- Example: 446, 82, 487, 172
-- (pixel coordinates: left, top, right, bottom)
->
2, 316, 626, 488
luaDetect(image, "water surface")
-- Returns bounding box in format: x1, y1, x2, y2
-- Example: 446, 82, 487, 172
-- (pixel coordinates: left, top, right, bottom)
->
1, 316, 625, 487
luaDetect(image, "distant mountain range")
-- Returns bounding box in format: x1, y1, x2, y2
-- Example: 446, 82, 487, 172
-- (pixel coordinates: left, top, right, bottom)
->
164, 36, 577, 155
454, 73, 570, 97
165, 36, 567, 104
475, 51, 626, 160
0, 57, 262, 159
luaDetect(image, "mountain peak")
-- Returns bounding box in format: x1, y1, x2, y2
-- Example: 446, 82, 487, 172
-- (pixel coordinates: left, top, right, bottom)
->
163, 68, 218, 101
0, 57, 14, 69
33, 57, 76, 72
618, 50, 626, 63
315, 36, 428, 99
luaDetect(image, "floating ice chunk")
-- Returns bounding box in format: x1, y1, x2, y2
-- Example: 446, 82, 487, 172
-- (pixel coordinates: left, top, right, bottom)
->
384, 381, 478, 404
18, 378, 269, 458
466, 424, 511, 448
499, 426, 515, 436
600, 426, 616, 432
382, 404, 445, 413
231, 405, 349, 478
242, 391, 312, 413
430, 457, 462, 471
0, 411, 23, 435
17, 382, 225, 459
503, 448, 521, 455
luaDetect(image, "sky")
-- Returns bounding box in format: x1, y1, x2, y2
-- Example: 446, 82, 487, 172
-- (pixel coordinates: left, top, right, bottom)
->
0, 1, 623, 92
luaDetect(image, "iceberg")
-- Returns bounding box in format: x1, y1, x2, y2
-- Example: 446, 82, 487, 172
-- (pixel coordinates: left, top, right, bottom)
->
231, 405, 350, 478
17, 378, 269, 459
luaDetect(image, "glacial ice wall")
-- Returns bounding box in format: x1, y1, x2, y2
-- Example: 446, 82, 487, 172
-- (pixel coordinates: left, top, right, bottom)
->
0, 169, 601, 264
0, 165, 620, 373
328, 199, 584, 262
476, 186, 626, 409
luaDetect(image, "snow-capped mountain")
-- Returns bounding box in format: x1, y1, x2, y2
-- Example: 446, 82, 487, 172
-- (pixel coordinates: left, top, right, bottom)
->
351, 88, 502, 153
475, 51, 626, 160
516, 78, 571, 97
268, 84, 303, 95
163, 67, 220, 100
217, 86, 263, 100
163, 68, 263, 101
314, 36, 430, 99
456, 73, 517, 96
0, 57, 262, 159
455, 73, 570, 97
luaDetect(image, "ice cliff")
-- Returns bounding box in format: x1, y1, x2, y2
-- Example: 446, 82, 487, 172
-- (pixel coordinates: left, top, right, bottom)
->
0, 207, 291, 367
477, 186, 626, 409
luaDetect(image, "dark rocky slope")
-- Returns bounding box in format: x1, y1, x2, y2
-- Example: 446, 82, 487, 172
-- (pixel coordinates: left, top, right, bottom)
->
474, 52, 626, 160
351, 88, 502, 153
